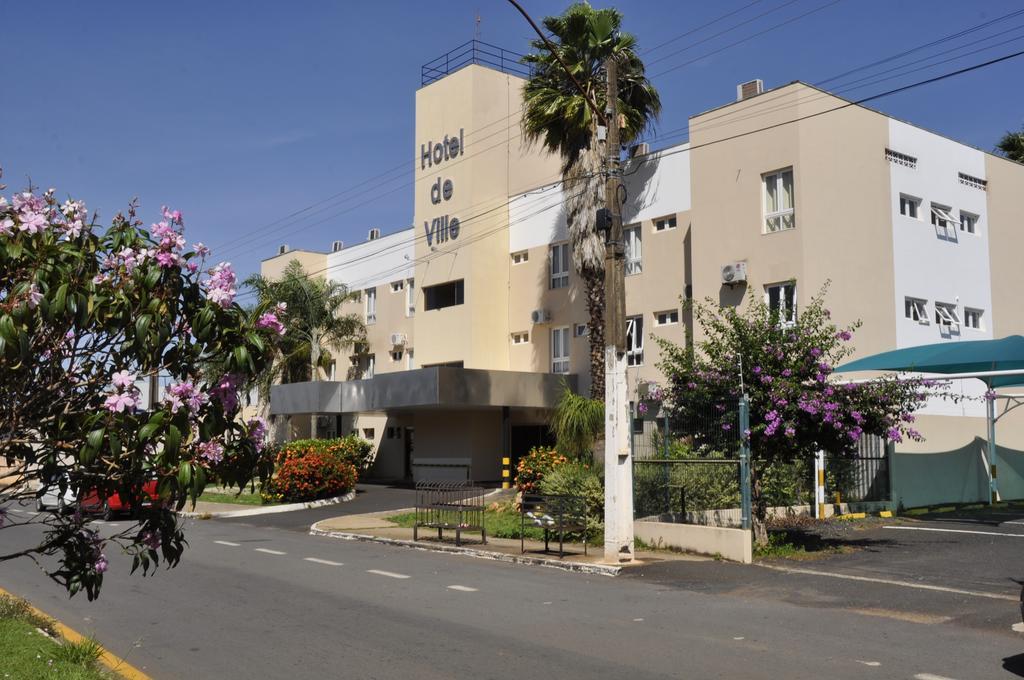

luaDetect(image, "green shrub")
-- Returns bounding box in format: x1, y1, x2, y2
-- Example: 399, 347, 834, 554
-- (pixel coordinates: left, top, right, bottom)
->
538, 462, 604, 537
514, 446, 567, 494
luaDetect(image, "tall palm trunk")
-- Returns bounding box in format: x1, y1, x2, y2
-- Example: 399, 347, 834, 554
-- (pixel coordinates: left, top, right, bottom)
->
564, 138, 606, 398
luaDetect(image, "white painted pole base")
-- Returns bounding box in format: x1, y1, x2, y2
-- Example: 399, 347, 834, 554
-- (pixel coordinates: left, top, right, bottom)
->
604, 346, 634, 563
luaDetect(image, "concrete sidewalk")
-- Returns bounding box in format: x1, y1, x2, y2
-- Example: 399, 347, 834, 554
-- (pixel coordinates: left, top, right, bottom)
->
310, 510, 709, 575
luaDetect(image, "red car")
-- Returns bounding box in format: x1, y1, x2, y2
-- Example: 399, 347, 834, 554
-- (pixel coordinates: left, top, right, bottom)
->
79, 479, 161, 520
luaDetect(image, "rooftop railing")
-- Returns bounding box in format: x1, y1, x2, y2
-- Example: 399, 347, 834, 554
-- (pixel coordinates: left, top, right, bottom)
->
421, 40, 532, 86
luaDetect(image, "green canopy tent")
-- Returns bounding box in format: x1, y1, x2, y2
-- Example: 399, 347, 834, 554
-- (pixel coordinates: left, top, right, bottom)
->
836, 335, 1024, 504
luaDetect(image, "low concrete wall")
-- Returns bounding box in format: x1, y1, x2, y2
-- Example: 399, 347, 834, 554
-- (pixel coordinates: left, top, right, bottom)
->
635, 520, 752, 564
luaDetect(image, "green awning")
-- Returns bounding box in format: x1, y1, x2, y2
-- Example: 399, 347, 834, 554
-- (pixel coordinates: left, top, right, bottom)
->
836, 335, 1024, 388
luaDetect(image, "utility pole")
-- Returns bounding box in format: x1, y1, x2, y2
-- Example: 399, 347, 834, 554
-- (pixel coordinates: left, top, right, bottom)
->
602, 55, 633, 563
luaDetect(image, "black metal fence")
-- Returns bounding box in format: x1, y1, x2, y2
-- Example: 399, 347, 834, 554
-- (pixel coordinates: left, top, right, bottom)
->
825, 434, 892, 504
633, 397, 750, 527
413, 480, 486, 546
421, 40, 531, 86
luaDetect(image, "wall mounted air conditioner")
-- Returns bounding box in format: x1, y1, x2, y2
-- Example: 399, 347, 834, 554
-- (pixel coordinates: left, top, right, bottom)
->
530, 309, 552, 324
278, 244, 289, 255
331, 240, 344, 252
368, 228, 381, 241
721, 261, 748, 286
390, 333, 407, 347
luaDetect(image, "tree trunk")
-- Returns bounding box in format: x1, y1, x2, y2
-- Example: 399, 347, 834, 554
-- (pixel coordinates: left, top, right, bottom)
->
309, 330, 320, 439
585, 267, 606, 398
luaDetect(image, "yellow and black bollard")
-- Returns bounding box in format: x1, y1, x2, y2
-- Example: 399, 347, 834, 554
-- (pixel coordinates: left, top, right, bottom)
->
502, 457, 511, 489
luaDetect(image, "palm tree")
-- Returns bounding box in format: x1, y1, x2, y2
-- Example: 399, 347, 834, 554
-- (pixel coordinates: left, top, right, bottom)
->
244, 261, 364, 436
997, 127, 1024, 163
521, 3, 660, 398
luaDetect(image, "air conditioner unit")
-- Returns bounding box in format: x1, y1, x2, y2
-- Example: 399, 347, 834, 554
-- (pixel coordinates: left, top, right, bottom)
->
629, 142, 650, 158
368, 228, 381, 241
721, 262, 748, 286
331, 240, 344, 252
390, 333, 407, 347
278, 244, 289, 255
530, 309, 552, 324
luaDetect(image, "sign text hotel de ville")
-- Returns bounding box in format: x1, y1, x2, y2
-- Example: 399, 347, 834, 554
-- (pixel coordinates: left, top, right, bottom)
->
421, 128, 464, 247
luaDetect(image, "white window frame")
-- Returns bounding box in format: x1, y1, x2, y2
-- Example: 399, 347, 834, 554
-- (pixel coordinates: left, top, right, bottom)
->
963, 307, 983, 330
626, 316, 644, 366
930, 204, 957, 234
550, 243, 569, 289
574, 323, 589, 337
406, 348, 414, 371
959, 211, 978, 235
762, 168, 795, 233
551, 326, 570, 374
624, 224, 642, 275
655, 309, 679, 326
934, 302, 960, 328
899, 194, 920, 219
511, 250, 529, 264
904, 297, 928, 324
655, 215, 677, 232
365, 353, 375, 379
511, 331, 530, 345
765, 282, 796, 325
390, 280, 404, 293
365, 287, 376, 324
406, 279, 415, 316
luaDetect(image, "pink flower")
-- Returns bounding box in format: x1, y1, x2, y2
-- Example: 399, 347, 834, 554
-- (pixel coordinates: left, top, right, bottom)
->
203, 262, 237, 308
26, 283, 43, 309
165, 381, 208, 413
0, 217, 13, 235
210, 374, 241, 413
247, 417, 269, 452
104, 391, 138, 413
93, 556, 108, 574
162, 206, 183, 225
192, 242, 210, 257
111, 370, 136, 389
197, 440, 224, 464
19, 211, 47, 234
256, 311, 285, 335
155, 250, 180, 268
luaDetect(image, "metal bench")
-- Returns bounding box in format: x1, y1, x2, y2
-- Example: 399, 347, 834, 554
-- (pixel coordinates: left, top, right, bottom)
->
520, 493, 588, 558
413, 480, 486, 547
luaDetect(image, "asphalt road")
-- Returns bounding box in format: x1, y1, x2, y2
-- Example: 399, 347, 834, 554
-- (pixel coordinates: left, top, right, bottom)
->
2, 505, 1024, 679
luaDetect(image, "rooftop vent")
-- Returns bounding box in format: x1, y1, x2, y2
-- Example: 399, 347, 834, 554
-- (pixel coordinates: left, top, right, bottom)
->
736, 79, 764, 101
278, 244, 289, 255
629, 143, 650, 158
368, 228, 381, 241
331, 240, 344, 252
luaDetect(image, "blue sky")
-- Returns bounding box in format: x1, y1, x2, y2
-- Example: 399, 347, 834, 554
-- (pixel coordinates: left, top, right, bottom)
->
2, 1, 1023, 285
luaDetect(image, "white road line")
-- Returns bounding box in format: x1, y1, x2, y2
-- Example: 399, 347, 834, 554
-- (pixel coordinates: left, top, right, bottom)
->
1002, 520, 1024, 525
447, 585, 478, 592
254, 548, 287, 555
855, 660, 881, 667
367, 569, 411, 579
757, 564, 1017, 602
214, 540, 240, 547
304, 557, 344, 567
915, 674, 959, 680
884, 525, 1024, 538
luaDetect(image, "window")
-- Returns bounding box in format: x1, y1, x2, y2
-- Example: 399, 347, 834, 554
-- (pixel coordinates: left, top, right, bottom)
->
551, 327, 570, 374
899, 194, 920, 219
763, 168, 795, 233
930, 204, 957, 234
964, 308, 983, 330
365, 287, 376, 324
390, 280, 404, 293
511, 331, 530, 345
655, 309, 679, 326
960, 211, 978, 234
626, 316, 644, 366
365, 354, 375, 379
655, 215, 677, 232
624, 225, 642, 275
935, 302, 960, 328
766, 282, 796, 325
391, 350, 403, 362
958, 172, 987, 191
406, 279, 415, 316
424, 279, 464, 310
406, 348, 414, 370
512, 250, 529, 264
885, 148, 917, 169
550, 243, 569, 289
904, 297, 928, 324
574, 323, 588, 337
362, 428, 375, 440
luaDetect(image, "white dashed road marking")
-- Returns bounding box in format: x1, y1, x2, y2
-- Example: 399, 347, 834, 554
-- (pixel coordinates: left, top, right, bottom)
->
884, 525, 1024, 539
254, 548, 287, 555
367, 569, 410, 579
758, 564, 1017, 602
447, 585, 478, 592
855, 660, 881, 667
214, 540, 240, 547
915, 674, 959, 680
304, 557, 344, 567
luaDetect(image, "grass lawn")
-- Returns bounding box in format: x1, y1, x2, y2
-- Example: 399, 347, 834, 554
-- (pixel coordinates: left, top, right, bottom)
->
198, 489, 270, 506
388, 508, 602, 544
0, 595, 111, 679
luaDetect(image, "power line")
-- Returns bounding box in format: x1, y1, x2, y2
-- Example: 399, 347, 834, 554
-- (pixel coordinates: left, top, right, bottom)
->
641, 0, 766, 55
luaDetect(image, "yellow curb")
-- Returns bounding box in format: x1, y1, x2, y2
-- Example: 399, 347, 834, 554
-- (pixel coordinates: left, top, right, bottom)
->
878, 510, 893, 518
835, 512, 867, 520
0, 585, 151, 680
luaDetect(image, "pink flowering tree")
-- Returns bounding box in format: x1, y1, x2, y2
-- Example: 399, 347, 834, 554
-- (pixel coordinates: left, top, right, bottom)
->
0, 177, 283, 599
657, 287, 936, 545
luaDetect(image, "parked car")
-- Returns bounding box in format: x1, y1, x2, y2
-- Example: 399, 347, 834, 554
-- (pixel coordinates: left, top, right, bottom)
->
36, 474, 76, 513
79, 478, 161, 520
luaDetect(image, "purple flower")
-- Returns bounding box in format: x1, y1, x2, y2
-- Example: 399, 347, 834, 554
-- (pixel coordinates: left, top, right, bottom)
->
247, 417, 269, 452
155, 250, 180, 268
256, 311, 286, 335
781, 369, 792, 378
204, 262, 237, 308
210, 374, 240, 413
111, 370, 136, 389
104, 391, 138, 413
165, 381, 208, 413
836, 330, 853, 341
810, 347, 823, 358
784, 426, 796, 437
197, 440, 224, 464
18, 210, 48, 234
93, 556, 108, 574
721, 423, 732, 431
193, 242, 210, 257
139, 529, 161, 551
752, 366, 762, 375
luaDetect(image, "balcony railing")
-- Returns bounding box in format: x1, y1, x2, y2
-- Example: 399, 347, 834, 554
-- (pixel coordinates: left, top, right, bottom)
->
421, 40, 532, 86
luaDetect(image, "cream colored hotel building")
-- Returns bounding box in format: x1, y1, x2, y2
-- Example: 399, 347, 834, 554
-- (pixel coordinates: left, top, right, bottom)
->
264, 55, 1024, 507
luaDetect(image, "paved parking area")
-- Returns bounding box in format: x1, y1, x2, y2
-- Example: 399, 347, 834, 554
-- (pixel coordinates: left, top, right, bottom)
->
629, 509, 1024, 637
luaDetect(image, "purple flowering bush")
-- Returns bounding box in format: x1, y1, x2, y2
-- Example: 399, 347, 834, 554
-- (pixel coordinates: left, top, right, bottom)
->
657, 287, 937, 544
0, 178, 281, 599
